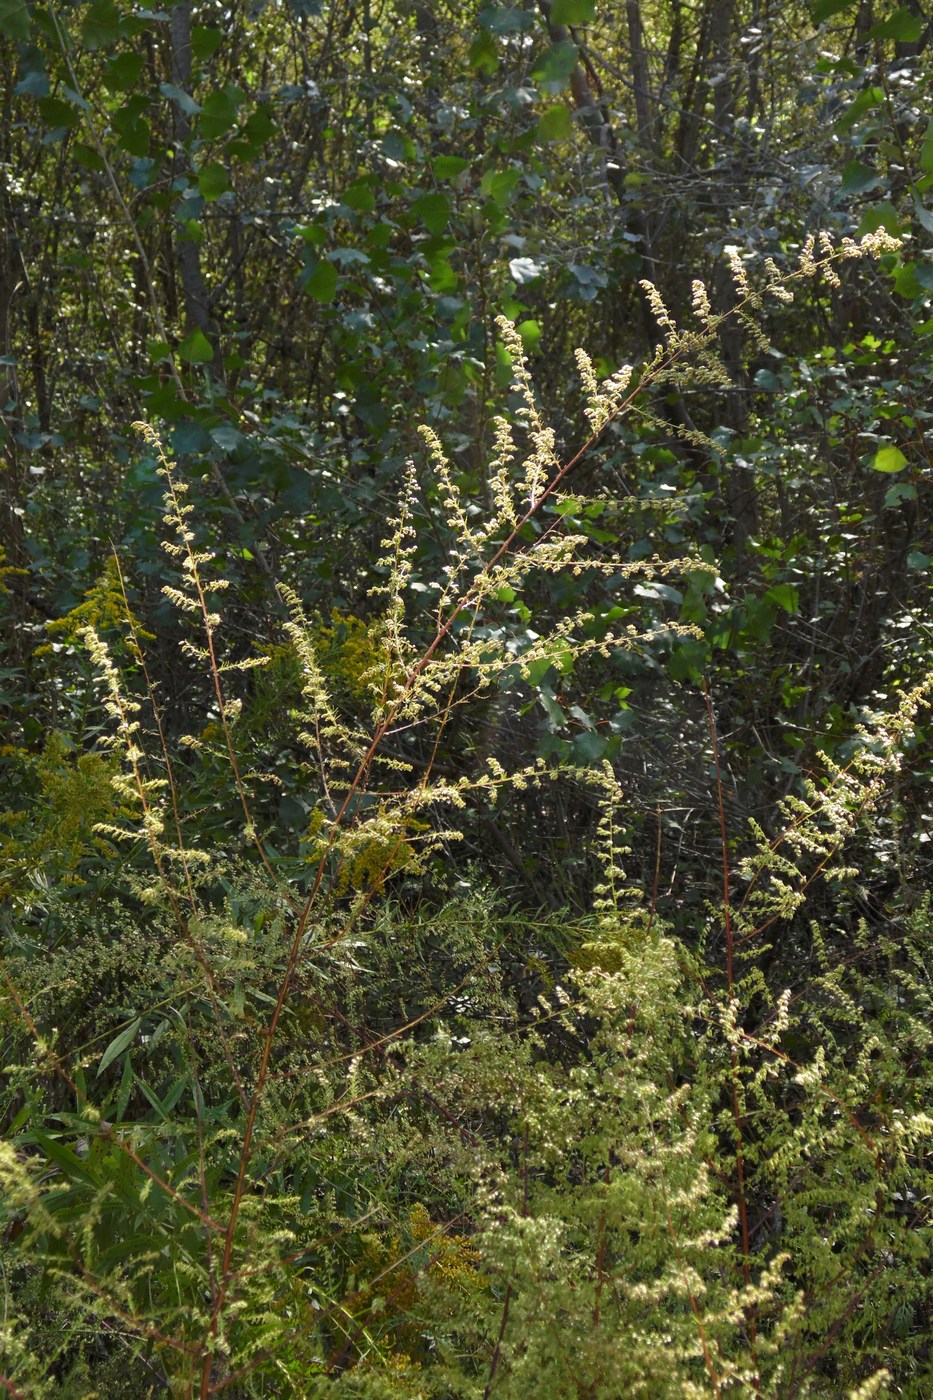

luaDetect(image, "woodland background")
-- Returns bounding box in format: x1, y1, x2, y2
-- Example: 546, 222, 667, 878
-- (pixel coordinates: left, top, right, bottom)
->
1, 0, 932, 1395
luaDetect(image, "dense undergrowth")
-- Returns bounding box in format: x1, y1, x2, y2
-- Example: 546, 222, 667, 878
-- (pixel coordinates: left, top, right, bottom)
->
1, 242, 932, 1398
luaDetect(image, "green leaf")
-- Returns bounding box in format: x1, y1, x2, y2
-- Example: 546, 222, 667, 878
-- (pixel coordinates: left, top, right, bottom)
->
428, 251, 458, 292
410, 191, 451, 234
537, 103, 573, 141
198, 161, 230, 201
479, 4, 535, 32
764, 583, 799, 614
841, 160, 882, 194
97, 1017, 141, 1077
31, 1132, 96, 1184
667, 638, 710, 684
907, 550, 930, 568
81, 0, 123, 50
857, 201, 901, 238
298, 222, 326, 246
867, 7, 924, 40
480, 168, 521, 207
538, 690, 566, 730
433, 154, 470, 178
112, 96, 150, 156
303, 257, 338, 302
14, 52, 48, 96
517, 319, 541, 351
191, 24, 223, 61
531, 40, 579, 89
343, 179, 376, 212
469, 29, 498, 74
178, 329, 214, 364
871, 444, 907, 472
240, 107, 276, 146
160, 82, 201, 116
38, 95, 81, 132
73, 141, 105, 171
550, 0, 596, 21
103, 53, 144, 92
573, 730, 608, 762
199, 85, 245, 141
883, 481, 916, 506
892, 261, 927, 298
810, 0, 857, 21
0, 0, 30, 41
835, 86, 884, 133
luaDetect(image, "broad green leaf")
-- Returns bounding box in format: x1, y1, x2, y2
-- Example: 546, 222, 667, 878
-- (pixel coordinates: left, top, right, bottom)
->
871, 444, 907, 472
884, 481, 916, 506
240, 107, 276, 146
191, 24, 223, 61
303, 257, 338, 301
103, 53, 144, 92
523, 656, 554, 685
81, 0, 123, 50
867, 7, 923, 40
764, 583, 799, 614
537, 102, 573, 141
434, 154, 470, 178
469, 29, 498, 74
178, 329, 214, 364
198, 161, 230, 201
517, 319, 542, 351
160, 82, 201, 116
573, 730, 608, 762
841, 160, 881, 194
667, 638, 710, 684
112, 97, 150, 156
211, 425, 245, 452
539, 690, 566, 730
428, 251, 458, 292
893, 261, 924, 297
343, 180, 376, 212
97, 1017, 141, 1077
857, 201, 901, 238
531, 40, 579, 89
480, 168, 521, 207
73, 141, 105, 171
38, 96, 81, 131
0, 0, 31, 40
550, 0, 596, 21
479, 4, 535, 32
14, 51, 47, 95
199, 85, 245, 141
907, 550, 931, 568
410, 191, 451, 234
810, 0, 857, 21
298, 222, 326, 246
835, 86, 884, 133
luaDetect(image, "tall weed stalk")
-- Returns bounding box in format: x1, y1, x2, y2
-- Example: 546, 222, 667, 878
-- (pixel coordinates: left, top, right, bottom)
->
2, 231, 930, 1398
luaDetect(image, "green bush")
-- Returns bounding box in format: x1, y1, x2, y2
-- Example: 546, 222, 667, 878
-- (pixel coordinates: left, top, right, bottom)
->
2, 242, 930, 1398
